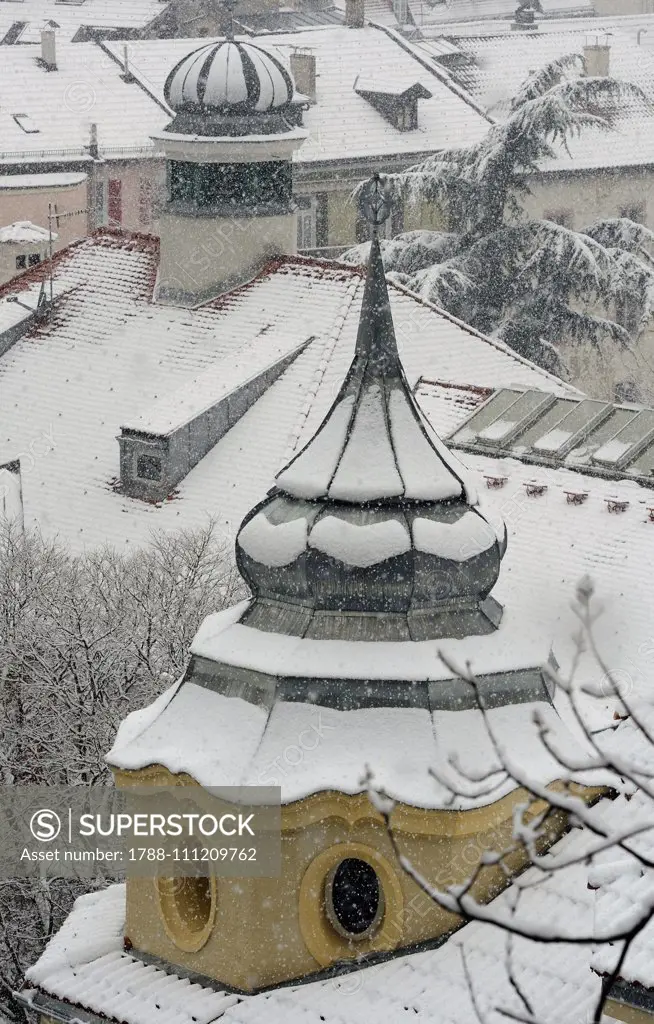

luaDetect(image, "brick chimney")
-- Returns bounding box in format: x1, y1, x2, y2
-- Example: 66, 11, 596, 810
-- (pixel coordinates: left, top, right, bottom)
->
345, 0, 365, 28
290, 51, 316, 103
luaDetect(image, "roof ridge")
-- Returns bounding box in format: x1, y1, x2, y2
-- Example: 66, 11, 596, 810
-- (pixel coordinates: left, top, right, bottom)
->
211, 251, 578, 393
97, 38, 173, 116
368, 21, 495, 123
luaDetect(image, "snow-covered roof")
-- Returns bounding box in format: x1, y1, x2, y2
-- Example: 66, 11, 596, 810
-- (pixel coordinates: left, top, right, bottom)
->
0, 220, 52, 244
0, 171, 87, 190
431, 18, 654, 172
107, 633, 588, 806
0, 40, 168, 165
420, 0, 593, 24
0, 232, 565, 552
123, 332, 312, 438
103, 25, 491, 165
23, 884, 240, 1024
585, 785, 654, 1001
21, 829, 604, 1024
0, 0, 163, 45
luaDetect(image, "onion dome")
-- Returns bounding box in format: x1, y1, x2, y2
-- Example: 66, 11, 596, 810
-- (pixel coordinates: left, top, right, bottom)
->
236, 179, 507, 643
164, 40, 294, 115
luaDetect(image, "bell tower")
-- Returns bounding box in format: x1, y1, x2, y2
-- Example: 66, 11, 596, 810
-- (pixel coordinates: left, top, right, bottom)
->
152, 14, 307, 306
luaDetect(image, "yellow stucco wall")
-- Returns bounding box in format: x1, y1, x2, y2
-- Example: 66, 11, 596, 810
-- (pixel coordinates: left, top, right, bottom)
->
522, 167, 654, 233
115, 766, 578, 993
0, 178, 88, 254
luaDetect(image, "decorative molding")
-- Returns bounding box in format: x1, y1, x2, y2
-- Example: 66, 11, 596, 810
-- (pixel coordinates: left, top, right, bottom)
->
113, 766, 603, 837
298, 842, 404, 967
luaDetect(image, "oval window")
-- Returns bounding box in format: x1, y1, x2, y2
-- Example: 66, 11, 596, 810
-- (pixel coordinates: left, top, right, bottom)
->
325, 857, 384, 940
157, 875, 214, 952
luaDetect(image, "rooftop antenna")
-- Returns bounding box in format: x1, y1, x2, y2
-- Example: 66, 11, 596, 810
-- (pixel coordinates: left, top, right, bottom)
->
46, 202, 89, 311
220, 0, 238, 40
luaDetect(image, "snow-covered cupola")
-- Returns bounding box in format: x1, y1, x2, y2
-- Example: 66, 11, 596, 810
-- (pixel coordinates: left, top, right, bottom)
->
237, 176, 506, 642
152, 12, 307, 306
103, 180, 578, 998
163, 37, 300, 134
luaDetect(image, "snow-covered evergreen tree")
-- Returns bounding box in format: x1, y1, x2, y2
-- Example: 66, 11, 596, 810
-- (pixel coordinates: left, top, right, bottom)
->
344, 55, 654, 376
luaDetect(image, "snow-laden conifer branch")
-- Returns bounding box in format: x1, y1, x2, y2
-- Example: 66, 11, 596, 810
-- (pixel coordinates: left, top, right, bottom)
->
345, 59, 654, 373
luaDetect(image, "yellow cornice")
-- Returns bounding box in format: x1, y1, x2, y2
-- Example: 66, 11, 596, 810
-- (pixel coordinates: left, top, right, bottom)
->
112, 764, 603, 837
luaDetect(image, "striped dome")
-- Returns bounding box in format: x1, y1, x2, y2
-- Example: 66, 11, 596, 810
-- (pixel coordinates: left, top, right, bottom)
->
164, 40, 295, 114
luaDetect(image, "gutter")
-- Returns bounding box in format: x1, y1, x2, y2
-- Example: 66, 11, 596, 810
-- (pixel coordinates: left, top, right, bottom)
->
14, 987, 111, 1024
606, 978, 654, 1018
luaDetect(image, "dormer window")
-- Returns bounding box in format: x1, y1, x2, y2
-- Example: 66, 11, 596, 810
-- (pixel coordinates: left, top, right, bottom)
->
354, 79, 431, 133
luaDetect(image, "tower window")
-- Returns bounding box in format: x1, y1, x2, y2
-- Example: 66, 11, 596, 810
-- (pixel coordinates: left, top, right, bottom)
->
169, 160, 293, 210
325, 857, 384, 939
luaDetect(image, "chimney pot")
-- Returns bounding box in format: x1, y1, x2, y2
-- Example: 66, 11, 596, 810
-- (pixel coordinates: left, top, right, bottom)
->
345, 0, 365, 28
89, 122, 99, 159
290, 51, 316, 103
40, 26, 57, 70
122, 44, 135, 83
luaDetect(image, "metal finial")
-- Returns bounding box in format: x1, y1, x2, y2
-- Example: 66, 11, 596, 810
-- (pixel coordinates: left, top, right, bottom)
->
221, 0, 237, 40
358, 173, 392, 241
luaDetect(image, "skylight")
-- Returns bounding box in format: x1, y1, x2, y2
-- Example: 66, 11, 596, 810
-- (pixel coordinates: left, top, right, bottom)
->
12, 113, 39, 133
475, 390, 555, 447
448, 388, 654, 486
531, 399, 611, 457
592, 409, 654, 467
